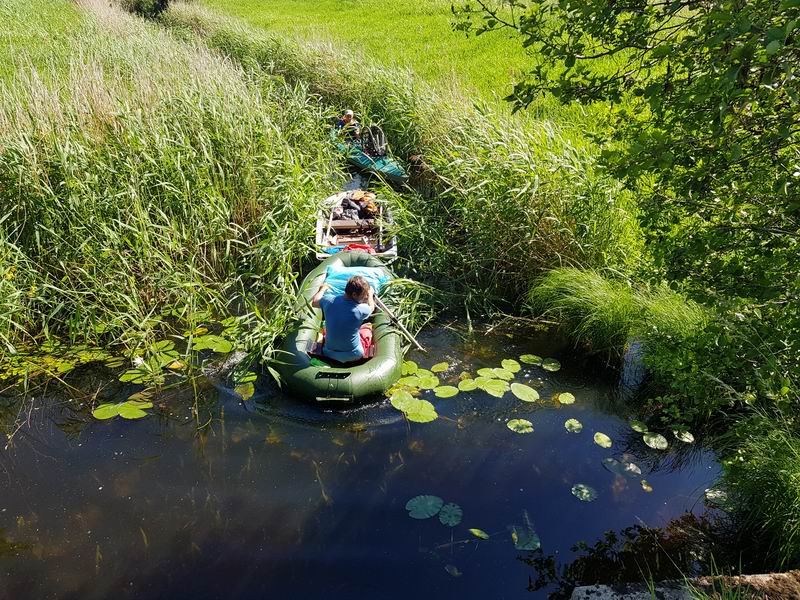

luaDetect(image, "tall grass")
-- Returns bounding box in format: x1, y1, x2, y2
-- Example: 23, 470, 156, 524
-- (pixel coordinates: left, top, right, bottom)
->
527, 268, 707, 355
0, 0, 336, 356
159, 2, 644, 308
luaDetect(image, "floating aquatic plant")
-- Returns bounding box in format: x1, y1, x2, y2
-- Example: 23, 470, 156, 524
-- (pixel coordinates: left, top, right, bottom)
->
482, 379, 509, 397
439, 502, 463, 526
602, 457, 642, 478
469, 528, 490, 540
564, 418, 583, 433
492, 368, 514, 381
593, 432, 613, 448
519, 354, 542, 365
629, 419, 649, 433
430, 362, 449, 373
571, 483, 598, 502
477, 367, 496, 378
401, 360, 418, 375
674, 430, 695, 443
641, 480, 653, 493
643, 432, 669, 450
557, 392, 575, 405
458, 379, 478, 392
511, 525, 541, 550
434, 386, 458, 398
511, 383, 539, 402
405, 495, 444, 519
502, 359, 521, 373
507, 418, 534, 433
541, 358, 561, 372
92, 399, 154, 420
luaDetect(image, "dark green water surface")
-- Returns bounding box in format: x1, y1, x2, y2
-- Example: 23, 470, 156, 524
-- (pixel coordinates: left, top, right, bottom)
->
0, 326, 720, 599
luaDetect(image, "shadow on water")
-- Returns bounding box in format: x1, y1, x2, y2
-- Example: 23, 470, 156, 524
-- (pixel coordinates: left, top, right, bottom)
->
0, 324, 725, 599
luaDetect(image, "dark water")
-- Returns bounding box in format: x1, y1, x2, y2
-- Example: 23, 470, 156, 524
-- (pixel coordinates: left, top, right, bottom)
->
0, 326, 720, 599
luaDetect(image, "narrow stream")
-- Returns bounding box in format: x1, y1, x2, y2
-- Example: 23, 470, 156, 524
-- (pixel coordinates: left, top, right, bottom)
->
0, 325, 720, 599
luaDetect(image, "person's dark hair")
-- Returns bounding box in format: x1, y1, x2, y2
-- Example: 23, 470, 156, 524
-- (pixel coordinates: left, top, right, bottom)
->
345, 276, 370, 303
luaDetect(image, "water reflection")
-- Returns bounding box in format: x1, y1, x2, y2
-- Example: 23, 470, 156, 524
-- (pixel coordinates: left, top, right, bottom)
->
0, 325, 722, 599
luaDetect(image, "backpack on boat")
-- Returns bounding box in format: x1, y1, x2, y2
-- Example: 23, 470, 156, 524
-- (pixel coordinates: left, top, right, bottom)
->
361, 125, 388, 157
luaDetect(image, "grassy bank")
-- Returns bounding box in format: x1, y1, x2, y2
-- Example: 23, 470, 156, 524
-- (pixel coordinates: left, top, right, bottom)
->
0, 0, 336, 356
160, 2, 643, 310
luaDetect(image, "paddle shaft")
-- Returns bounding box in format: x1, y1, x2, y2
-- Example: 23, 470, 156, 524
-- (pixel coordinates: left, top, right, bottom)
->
374, 296, 426, 353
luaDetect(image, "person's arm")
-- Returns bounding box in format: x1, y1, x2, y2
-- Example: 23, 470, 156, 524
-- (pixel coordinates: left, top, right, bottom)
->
311, 280, 331, 308
365, 285, 376, 313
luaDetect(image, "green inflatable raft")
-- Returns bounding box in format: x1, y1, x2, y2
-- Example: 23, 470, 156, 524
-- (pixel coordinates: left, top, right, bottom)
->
331, 130, 409, 186
275, 252, 403, 403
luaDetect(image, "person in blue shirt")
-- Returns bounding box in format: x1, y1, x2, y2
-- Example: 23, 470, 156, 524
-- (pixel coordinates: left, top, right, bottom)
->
311, 275, 375, 363
336, 109, 361, 141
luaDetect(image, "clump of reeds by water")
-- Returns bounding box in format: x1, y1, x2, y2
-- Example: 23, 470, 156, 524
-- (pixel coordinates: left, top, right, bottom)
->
0, 0, 336, 355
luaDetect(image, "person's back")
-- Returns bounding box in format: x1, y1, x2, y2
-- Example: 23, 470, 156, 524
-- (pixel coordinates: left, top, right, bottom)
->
311, 275, 375, 363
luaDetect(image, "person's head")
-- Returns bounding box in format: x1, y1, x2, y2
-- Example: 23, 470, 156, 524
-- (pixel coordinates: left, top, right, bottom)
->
343, 109, 354, 123
344, 275, 370, 303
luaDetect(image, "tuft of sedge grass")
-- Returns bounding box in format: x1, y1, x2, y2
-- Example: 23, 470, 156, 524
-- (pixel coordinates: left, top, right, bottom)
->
526, 267, 706, 355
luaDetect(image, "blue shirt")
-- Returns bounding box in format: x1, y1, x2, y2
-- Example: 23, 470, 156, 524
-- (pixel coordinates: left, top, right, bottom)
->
320, 295, 373, 362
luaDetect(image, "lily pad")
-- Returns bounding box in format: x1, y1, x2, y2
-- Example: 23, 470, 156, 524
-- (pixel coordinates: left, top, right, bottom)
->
602, 457, 642, 478
415, 368, 434, 379
405, 398, 438, 423
92, 403, 121, 420
511, 383, 539, 402
630, 419, 649, 433
434, 386, 459, 398
417, 375, 440, 390
458, 379, 478, 392
477, 367, 497, 378
493, 368, 515, 381
571, 483, 598, 502
401, 360, 418, 376
439, 502, 463, 526
483, 379, 510, 398
593, 432, 613, 448
192, 335, 233, 353
398, 375, 421, 387
674, 430, 695, 443
118, 405, 148, 419
564, 418, 583, 433
390, 390, 416, 412
125, 400, 154, 410
235, 383, 255, 401
519, 354, 542, 365
641, 480, 653, 493
557, 392, 576, 405
511, 526, 541, 551
474, 376, 493, 388
502, 359, 521, 373
541, 358, 561, 372
643, 432, 669, 450
507, 418, 534, 434
430, 362, 449, 373
405, 495, 443, 519
469, 528, 490, 540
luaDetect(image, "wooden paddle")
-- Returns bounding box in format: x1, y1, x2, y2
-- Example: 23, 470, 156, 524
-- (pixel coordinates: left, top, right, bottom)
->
374, 295, 426, 353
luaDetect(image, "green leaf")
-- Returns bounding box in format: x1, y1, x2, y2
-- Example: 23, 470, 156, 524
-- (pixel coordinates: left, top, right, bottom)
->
439, 502, 463, 526
417, 375, 440, 390
507, 418, 534, 433
593, 432, 613, 448
557, 392, 575, 405
519, 354, 542, 365
92, 403, 121, 420
511, 383, 539, 402
192, 335, 233, 353
511, 525, 541, 550
401, 360, 418, 375
483, 379, 509, 397
469, 528, 490, 540
430, 362, 449, 373
434, 385, 459, 398
405, 398, 439, 423
458, 378, 478, 392
571, 483, 598, 502
124, 400, 154, 410
629, 419, 648, 433
541, 358, 561, 372
235, 371, 258, 384
766, 39, 781, 55
150, 340, 175, 352
643, 432, 669, 450
641, 480, 653, 493
674, 430, 695, 443
492, 367, 514, 380
235, 383, 255, 401
398, 375, 421, 387
119, 368, 152, 384
405, 495, 443, 519
564, 418, 583, 433
477, 367, 497, 378
118, 405, 149, 419
502, 359, 521, 373
391, 390, 416, 412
